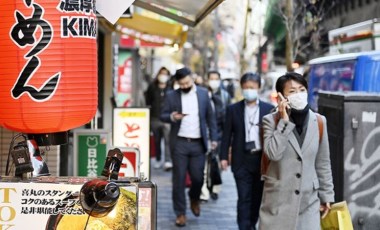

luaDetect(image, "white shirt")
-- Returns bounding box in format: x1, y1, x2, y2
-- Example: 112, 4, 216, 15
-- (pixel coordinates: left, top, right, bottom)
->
178, 86, 201, 138
244, 101, 261, 150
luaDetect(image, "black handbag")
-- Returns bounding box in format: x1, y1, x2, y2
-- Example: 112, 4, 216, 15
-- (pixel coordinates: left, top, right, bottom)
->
206, 150, 222, 191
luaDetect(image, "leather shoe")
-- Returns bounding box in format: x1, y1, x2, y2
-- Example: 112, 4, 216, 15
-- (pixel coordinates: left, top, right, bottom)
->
175, 214, 186, 227
210, 192, 218, 200
190, 199, 200, 217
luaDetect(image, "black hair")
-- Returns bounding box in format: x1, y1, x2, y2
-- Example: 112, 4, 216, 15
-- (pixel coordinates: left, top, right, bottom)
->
174, 67, 192, 81
156, 67, 170, 77
154, 67, 171, 84
275, 72, 308, 95
240, 72, 261, 87
207, 70, 221, 79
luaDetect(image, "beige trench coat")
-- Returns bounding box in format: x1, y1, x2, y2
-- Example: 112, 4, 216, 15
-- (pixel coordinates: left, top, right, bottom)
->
259, 111, 334, 230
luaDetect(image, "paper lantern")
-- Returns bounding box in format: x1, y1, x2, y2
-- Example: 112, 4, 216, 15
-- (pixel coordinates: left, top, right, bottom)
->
0, 0, 98, 134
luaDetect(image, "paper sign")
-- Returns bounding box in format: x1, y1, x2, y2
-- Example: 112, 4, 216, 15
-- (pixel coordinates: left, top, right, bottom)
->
96, 0, 135, 24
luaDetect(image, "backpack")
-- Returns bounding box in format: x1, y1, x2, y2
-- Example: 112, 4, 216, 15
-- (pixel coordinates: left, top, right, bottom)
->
260, 113, 324, 176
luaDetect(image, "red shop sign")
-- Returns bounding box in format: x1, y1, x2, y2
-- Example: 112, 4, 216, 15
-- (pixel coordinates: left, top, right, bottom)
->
0, 0, 98, 133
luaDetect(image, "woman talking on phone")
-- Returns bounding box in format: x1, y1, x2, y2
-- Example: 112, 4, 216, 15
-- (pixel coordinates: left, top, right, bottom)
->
259, 72, 334, 230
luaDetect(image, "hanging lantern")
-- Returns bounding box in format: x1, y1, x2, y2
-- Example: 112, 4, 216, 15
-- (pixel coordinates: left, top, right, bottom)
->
0, 0, 98, 141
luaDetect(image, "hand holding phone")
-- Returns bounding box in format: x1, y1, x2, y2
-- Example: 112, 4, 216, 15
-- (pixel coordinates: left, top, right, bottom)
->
172, 112, 188, 121
278, 92, 290, 121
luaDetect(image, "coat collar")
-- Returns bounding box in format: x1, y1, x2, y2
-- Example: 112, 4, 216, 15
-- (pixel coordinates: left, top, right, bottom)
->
301, 111, 317, 153
288, 110, 317, 157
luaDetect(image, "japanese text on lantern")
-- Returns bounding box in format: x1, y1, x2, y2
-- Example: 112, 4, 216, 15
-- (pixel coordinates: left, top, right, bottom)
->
10, 0, 60, 102
9, 0, 97, 103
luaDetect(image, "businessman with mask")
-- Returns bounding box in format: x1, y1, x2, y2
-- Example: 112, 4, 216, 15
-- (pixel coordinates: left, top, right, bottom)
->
221, 72, 274, 230
161, 67, 218, 227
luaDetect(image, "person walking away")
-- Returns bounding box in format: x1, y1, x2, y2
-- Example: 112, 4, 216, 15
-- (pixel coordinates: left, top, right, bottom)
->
160, 67, 218, 227
200, 70, 232, 201
145, 67, 172, 170
220, 73, 274, 230
259, 72, 334, 230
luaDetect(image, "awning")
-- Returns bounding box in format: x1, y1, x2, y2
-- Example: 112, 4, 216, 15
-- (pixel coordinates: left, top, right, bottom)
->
100, 13, 187, 47
133, 0, 224, 27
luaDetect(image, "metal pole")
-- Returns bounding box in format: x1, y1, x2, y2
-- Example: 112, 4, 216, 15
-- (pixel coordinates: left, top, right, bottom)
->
213, 8, 219, 71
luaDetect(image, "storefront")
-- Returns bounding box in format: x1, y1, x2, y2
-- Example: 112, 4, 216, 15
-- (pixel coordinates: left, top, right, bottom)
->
0, 0, 224, 229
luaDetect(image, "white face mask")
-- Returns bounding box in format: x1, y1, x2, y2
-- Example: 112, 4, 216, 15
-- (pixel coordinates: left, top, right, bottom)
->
158, 74, 169, 83
287, 92, 308, 110
208, 80, 221, 91
242, 89, 258, 102
173, 84, 180, 90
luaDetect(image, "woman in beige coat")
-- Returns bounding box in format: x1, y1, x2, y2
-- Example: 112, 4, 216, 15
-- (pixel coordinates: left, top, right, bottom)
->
259, 72, 334, 230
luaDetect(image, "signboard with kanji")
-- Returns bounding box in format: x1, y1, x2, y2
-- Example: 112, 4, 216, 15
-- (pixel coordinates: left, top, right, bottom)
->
113, 108, 150, 179
0, 180, 138, 229
73, 130, 111, 176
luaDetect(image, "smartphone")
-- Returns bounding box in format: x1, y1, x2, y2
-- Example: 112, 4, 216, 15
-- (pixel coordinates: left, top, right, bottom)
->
278, 93, 290, 109
179, 113, 188, 116
278, 93, 291, 116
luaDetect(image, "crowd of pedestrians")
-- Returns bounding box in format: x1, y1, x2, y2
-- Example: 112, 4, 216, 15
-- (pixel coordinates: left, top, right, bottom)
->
144, 66, 334, 230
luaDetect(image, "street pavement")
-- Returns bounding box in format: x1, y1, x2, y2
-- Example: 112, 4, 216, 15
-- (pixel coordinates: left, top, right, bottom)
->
150, 162, 239, 230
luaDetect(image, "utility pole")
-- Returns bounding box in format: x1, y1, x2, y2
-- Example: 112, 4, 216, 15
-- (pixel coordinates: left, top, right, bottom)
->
285, 0, 294, 71
240, 0, 251, 74
213, 8, 220, 71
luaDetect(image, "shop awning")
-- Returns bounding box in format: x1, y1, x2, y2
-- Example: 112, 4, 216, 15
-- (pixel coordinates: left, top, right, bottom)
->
133, 0, 224, 27
100, 13, 187, 47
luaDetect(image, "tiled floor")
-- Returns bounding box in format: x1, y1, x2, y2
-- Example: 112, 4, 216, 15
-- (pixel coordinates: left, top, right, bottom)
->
151, 162, 239, 230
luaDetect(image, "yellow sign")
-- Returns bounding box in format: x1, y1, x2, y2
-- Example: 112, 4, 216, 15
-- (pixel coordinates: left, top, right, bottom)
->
118, 111, 147, 118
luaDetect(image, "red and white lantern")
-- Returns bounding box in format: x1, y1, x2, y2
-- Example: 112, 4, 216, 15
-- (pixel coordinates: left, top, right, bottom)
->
0, 0, 98, 134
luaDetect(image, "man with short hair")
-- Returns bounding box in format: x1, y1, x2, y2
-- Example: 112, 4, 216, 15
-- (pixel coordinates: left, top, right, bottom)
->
200, 70, 232, 201
161, 67, 218, 227
221, 72, 274, 230
208, 70, 231, 108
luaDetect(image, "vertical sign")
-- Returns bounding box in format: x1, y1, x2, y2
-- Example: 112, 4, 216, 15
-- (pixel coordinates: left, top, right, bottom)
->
113, 108, 150, 179
115, 50, 133, 107
138, 187, 152, 230
73, 130, 110, 176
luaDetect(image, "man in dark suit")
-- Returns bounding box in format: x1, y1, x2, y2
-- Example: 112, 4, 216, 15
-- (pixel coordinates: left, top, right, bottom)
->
220, 73, 274, 230
161, 67, 218, 227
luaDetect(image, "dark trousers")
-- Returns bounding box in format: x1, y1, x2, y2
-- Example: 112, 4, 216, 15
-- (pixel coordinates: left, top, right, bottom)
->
172, 137, 206, 216
151, 118, 171, 162
233, 153, 263, 230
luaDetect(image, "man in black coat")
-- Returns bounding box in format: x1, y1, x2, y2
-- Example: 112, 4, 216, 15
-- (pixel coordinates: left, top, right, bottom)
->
161, 67, 218, 227
220, 73, 274, 230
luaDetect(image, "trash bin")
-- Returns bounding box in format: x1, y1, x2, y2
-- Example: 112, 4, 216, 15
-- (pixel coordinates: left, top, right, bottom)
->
318, 91, 380, 230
